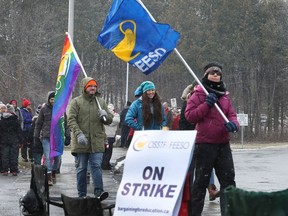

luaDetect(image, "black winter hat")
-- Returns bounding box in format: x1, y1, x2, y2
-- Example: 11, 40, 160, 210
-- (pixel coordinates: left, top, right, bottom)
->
203, 62, 223, 79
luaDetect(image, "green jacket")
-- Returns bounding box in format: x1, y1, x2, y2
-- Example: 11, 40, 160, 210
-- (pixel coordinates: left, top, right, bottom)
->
68, 77, 113, 154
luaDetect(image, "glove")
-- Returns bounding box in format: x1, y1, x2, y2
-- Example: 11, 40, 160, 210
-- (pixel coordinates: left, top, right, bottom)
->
77, 133, 88, 145
99, 109, 108, 122
206, 93, 218, 107
65, 136, 71, 146
224, 121, 238, 133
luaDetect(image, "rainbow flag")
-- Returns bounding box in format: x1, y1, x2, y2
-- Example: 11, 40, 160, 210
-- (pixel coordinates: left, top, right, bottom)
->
50, 33, 82, 158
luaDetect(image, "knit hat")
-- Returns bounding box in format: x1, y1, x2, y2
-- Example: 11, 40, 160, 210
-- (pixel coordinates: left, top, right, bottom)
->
141, 81, 155, 93
203, 62, 223, 79
6, 104, 15, 114
10, 100, 17, 106
134, 86, 143, 97
84, 79, 97, 91
107, 103, 115, 114
22, 98, 31, 108
0, 103, 7, 112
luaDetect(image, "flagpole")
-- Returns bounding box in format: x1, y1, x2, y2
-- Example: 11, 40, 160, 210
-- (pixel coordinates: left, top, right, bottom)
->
125, 63, 129, 103
68, 0, 74, 41
173, 49, 229, 122
137, 0, 229, 123
66, 33, 88, 78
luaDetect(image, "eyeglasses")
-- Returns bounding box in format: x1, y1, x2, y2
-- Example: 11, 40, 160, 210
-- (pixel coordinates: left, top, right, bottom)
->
208, 71, 222, 76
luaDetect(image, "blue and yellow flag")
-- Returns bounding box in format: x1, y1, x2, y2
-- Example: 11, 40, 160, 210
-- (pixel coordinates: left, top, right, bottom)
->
97, 0, 180, 75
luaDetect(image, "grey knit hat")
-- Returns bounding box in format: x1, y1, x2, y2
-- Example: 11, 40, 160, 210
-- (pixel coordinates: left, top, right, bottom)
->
6, 104, 15, 114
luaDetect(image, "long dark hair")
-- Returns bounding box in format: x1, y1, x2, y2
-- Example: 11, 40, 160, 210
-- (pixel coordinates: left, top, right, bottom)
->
142, 91, 163, 128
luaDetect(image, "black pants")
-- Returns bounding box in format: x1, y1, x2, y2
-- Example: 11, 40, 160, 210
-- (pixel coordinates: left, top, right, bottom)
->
191, 143, 236, 216
21, 131, 32, 160
102, 137, 115, 169
120, 126, 130, 147
1, 143, 19, 173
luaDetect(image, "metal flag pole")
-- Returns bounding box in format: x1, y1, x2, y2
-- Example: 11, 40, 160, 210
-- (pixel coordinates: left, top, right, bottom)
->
173, 49, 229, 122
125, 63, 129, 103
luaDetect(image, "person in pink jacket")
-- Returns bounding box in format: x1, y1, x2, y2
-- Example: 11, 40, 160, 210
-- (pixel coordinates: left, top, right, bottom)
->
185, 62, 240, 216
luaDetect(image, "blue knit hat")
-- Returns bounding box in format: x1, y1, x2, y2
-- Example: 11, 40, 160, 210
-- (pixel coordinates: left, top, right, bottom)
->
134, 86, 143, 97
141, 81, 155, 93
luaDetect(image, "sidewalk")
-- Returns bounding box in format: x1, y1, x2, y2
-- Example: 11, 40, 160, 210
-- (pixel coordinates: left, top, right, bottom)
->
48, 146, 128, 216
5, 142, 287, 216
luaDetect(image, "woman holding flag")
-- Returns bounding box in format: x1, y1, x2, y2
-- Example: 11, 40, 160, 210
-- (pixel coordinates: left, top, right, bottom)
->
185, 62, 239, 216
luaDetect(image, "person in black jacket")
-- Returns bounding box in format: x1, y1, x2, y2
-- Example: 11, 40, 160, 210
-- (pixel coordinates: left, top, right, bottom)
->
119, 101, 131, 148
31, 104, 44, 165
34, 92, 59, 186
0, 104, 23, 176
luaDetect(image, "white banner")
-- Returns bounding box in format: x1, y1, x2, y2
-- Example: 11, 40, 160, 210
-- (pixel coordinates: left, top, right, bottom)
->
114, 130, 196, 216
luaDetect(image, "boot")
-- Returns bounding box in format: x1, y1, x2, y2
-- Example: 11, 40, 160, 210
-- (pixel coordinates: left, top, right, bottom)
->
52, 171, 56, 184
207, 184, 220, 201
48, 173, 53, 186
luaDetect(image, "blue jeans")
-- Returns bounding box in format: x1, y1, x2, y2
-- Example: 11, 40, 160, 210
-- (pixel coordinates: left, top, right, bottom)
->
41, 138, 61, 173
76, 152, 103, 197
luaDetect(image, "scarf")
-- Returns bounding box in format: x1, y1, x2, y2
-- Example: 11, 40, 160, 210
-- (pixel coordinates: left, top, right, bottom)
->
202, 77, 226, 97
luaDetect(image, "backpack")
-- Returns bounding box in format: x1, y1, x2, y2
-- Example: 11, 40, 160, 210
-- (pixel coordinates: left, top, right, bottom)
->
20, 189, 44, 215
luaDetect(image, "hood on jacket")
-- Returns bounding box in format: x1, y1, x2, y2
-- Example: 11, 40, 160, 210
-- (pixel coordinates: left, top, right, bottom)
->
81, 77, 100, 96
181, 84, 196, 101
46, 91, 55, 105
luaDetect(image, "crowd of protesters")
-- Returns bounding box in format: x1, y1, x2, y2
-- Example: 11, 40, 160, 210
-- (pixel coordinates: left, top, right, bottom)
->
0, 96, 69, 182
0, 99, 34, 176
0, 61, 239, 216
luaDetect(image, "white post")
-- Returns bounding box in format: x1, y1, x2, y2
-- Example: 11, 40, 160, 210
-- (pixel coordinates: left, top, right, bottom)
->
68, 0, 74, 41
241, 126, 244, 149
126, 63, 129, 103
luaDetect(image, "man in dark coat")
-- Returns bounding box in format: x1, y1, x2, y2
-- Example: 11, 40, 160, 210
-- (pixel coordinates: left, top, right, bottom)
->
119, 101, 131, 147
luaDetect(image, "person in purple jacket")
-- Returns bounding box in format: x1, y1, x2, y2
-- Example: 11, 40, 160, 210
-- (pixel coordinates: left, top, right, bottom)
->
185, 62, 240, 216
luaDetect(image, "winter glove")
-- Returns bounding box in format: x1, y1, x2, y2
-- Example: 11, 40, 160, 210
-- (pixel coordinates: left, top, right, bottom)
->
99, 109, 108, 122
77, 133, 88, 145
206, 93, 218, 108
224, 121, 238, 133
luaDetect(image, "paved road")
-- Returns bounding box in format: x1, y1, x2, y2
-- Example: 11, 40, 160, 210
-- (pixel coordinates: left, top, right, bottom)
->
202, 144, 288, 215
0, 144, 287, 216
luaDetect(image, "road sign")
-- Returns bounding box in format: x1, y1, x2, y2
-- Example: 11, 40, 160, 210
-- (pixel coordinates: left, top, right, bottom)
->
237, 114, 248, 126
170, 98, 177, 108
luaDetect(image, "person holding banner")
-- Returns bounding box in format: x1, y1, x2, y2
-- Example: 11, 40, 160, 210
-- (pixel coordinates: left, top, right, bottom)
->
185, 62, 239, 216
68, 77, 113, 200
125, 81, 166, 130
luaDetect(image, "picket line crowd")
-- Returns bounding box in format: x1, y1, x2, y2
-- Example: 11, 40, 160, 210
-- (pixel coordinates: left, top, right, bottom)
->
0, 61, 239, 216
